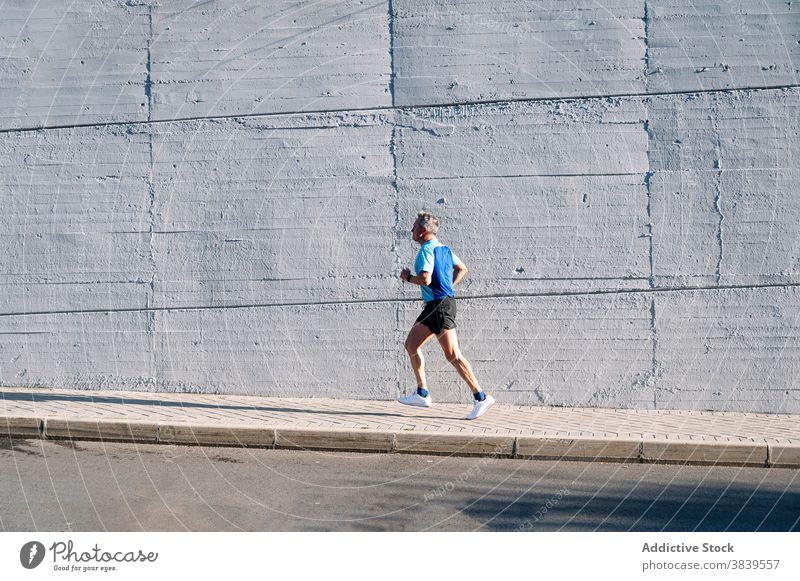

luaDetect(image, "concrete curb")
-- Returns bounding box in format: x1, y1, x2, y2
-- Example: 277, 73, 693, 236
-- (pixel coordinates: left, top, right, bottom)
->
1, 415, 794, 468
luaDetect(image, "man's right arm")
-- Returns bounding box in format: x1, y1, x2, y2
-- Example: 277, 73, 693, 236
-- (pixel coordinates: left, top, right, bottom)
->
405, 246, 434, 287
403, 269, 432, 286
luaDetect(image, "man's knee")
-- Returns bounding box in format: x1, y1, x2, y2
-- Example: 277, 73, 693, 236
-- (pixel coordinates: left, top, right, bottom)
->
445, 350, 463, 365
405, 340, 422, 357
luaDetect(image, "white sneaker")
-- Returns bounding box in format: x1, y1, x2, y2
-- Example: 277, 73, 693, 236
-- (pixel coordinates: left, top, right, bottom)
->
398, 392, 432, 407
465, 394, 495, 420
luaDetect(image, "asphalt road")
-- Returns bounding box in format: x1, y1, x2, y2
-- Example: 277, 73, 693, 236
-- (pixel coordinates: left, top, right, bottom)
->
1, 438, 798, 532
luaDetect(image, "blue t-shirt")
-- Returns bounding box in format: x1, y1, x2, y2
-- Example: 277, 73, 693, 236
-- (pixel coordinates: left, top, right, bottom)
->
414, 239, 461, 303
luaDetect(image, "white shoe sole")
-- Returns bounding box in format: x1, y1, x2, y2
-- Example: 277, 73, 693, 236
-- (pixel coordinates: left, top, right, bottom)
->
398, 399, 432, 408
465, 396, 495, 420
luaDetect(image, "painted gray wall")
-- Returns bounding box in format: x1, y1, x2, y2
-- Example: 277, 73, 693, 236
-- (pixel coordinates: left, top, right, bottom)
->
1, 1, 798, 412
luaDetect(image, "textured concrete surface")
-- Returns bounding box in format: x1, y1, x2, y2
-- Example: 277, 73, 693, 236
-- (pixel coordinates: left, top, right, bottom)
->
158, 422, 277, 446
0, 311, 155, 389
654, 286, 800, 412
151, 0, 392, 119
392, 0, 800, 106
44, 417, 159, 442
394, 98, 650, 296
398, 294, 654, 407
515, 436, 641, 462
646, 0, 800, 93
769, 444, 800, 468
0, 1, 150, 130
640, 440, 769, 467
0, 124, 152, 313
0, 293, 653, 404
150, 114, 395, 307
0, 1, 391, 131
393, 0, 646, 104
5, 386, 798, 443
649, 87, 800, 287
153, 302, 399, 399
2, 386, 799, 467
1, 1, 798, 412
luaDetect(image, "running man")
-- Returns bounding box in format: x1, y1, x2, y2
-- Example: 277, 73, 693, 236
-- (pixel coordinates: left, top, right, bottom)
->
398, 211, 495, 420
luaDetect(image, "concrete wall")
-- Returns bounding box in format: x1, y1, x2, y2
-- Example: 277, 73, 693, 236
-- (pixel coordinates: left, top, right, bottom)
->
1, 0, 798, 412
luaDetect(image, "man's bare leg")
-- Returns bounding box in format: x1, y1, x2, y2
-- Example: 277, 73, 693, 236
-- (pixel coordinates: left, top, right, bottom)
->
405, 322, 435, 388
436, 329, 482, 394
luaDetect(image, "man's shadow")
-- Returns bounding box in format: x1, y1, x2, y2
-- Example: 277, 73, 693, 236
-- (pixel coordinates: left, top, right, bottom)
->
0, 390, 459, 420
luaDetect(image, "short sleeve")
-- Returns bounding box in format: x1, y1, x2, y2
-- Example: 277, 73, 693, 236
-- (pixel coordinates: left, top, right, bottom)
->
415, 245, 434, 274
452, 251, 461, 265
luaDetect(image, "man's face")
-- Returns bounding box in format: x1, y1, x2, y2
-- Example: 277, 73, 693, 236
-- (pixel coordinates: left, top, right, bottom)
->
411, 218, 425, 242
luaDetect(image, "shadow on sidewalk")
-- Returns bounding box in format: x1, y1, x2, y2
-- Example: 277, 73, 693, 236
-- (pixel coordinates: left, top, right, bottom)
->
0, 390, 457, 420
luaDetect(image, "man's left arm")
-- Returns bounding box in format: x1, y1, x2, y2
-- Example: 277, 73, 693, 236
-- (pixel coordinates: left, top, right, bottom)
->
452, 261, 468, 287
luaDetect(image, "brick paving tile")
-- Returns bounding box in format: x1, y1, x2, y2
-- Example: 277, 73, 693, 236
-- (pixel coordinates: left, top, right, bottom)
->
1, 387, 799, 446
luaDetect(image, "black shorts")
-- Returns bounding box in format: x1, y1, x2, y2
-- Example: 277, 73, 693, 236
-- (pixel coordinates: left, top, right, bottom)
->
416, 297, 457, 335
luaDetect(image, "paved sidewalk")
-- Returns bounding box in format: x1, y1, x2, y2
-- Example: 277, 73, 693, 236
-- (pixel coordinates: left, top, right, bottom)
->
1, 387, 798, 467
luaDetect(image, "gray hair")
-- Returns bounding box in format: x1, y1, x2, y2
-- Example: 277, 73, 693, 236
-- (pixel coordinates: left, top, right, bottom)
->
417, 211, 440, 235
